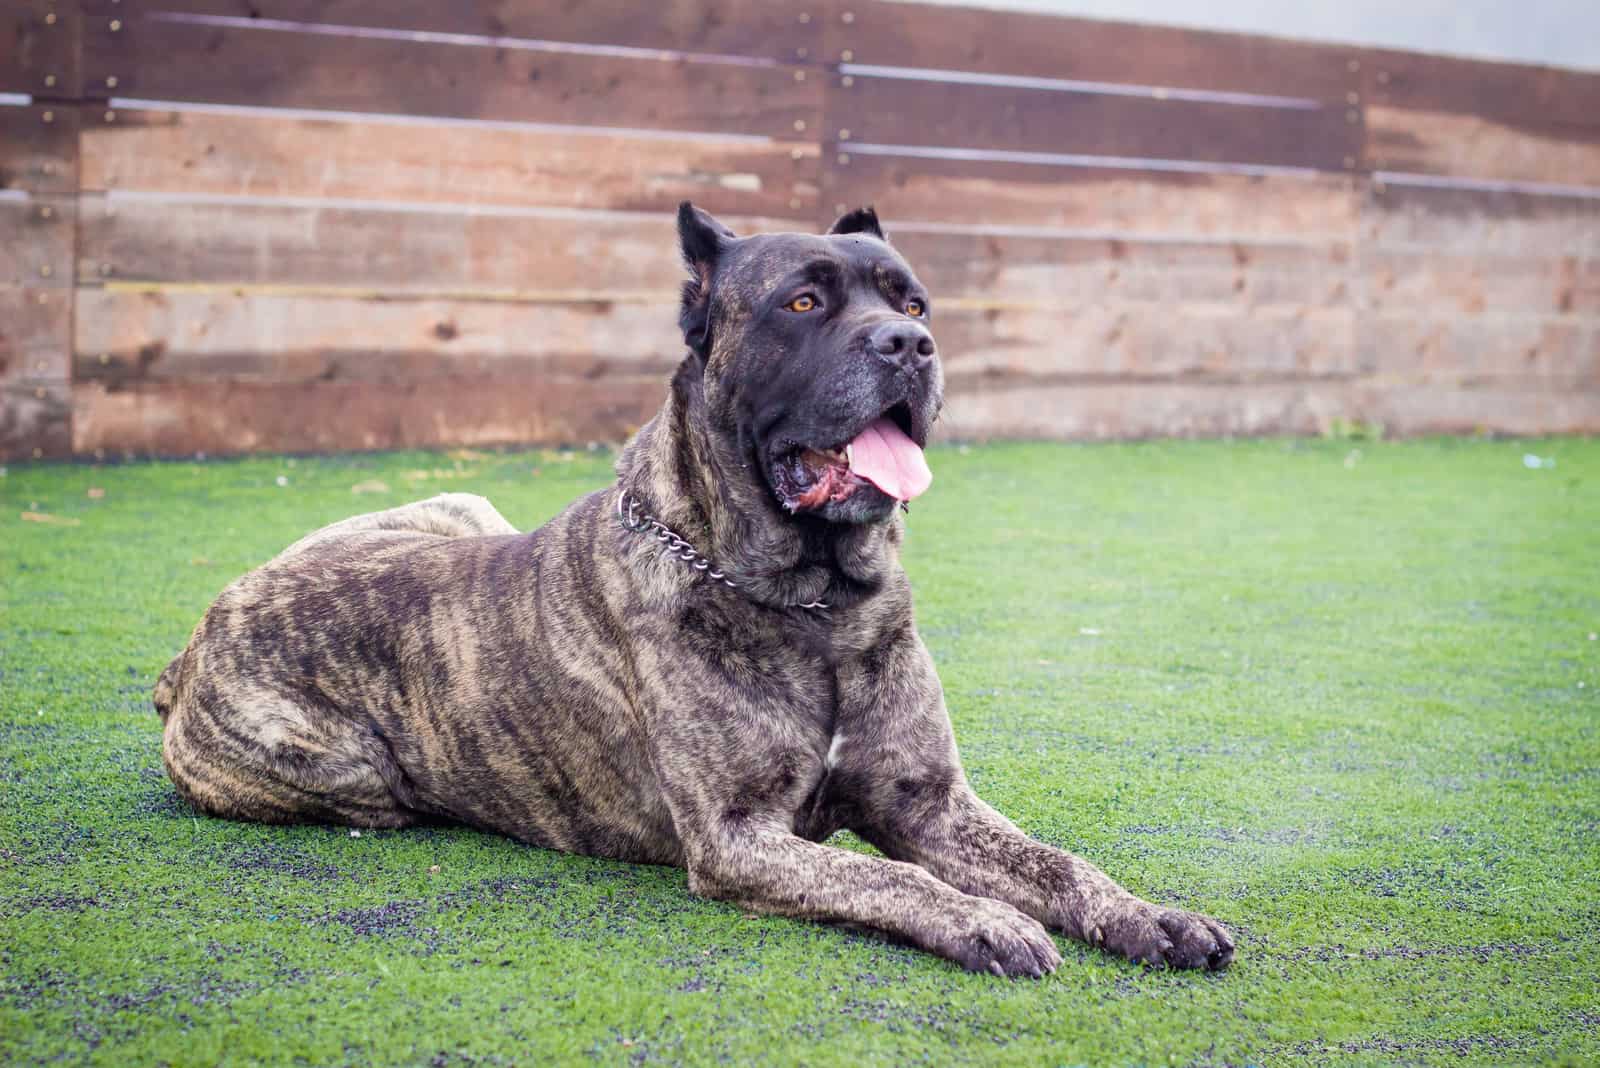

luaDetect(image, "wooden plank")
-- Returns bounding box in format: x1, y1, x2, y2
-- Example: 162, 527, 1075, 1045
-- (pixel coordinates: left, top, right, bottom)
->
1361, 48, 1600, 132
1365, 250, 1599, 318
77, 198, 803, 292
75, 0, 822, 64
824, 154, 1360, 239
71, 375, 670, 456
833, 74, 1360, 171
1, 382, 72, 459
935, 378, 1600, 440
890, 231, 1353, 306
1363, 181, 1600, 256
1358, 314, 1599, 386
73, 290, 686, 382
0, 1, 80, 97
81, 14, 820, 136
934, 304, 1356, 380
0, 287, 72, 383
0, 104, 79, 194
0, 196, 75, 288
79, 107, 821, 218
1366, 106, 1600, 188
834, 1, 1356, 103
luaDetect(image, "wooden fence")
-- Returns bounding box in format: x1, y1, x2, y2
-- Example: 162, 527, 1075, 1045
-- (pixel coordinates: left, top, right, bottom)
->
3, 0, 1598, 459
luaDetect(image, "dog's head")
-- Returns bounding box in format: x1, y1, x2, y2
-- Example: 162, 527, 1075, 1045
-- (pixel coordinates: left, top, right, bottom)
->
676, 202, 944, 525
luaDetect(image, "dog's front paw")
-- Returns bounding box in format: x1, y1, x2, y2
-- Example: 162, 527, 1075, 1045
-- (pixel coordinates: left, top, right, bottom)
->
930, 898, 1063, 978
1091, 902, 1235, 971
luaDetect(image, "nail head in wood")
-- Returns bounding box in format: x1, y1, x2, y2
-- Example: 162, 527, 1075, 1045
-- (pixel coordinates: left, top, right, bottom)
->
841, 75, 854, 87
793, 119, 806, 132
42, 110, 55, 124
106, 75, 119, 88
840, 49, 854, 61
836, 153, 850, 165
110, 19, 122, 31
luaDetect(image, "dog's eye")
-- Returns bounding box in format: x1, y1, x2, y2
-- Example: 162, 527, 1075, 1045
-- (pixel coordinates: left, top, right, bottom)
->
906, 300, 925, 317
786, 295, 818, 313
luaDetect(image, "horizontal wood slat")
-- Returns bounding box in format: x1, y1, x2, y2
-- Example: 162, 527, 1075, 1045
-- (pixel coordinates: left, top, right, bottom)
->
1362, 183, 1600, 255
79, 107, 821, 217
77, 198, 804, 292
1366, 250, 1599, 318
0, 197, 76, 288
0, 0, 80, 97
1, 383, 71, 459
892, 231, 1353, 306
1357, 315, 1599, 385
938, 378, 1600, 440
75, 0, 822, 63
833, 1, 1357, 103
74, 290, 685, 383
1366, 107, 1600, 188
935, 304, 1356, 380
824, 156, 1360, 239
0, 104, 79, 194
1360, 48, 1600, 132
833, 75, 1361, 172
82, 14, 820, 136
71, 375, 669, 456
0, 287, 72, 383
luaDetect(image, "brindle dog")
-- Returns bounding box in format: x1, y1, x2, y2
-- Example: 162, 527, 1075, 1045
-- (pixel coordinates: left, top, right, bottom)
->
156, 203, 1235, 976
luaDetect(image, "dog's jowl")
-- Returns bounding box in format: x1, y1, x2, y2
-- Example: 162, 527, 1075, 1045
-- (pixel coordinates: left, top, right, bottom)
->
155, 204, 1234, 975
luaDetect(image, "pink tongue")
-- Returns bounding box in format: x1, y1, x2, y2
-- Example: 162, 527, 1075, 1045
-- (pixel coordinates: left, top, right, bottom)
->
848, 417, 932, 502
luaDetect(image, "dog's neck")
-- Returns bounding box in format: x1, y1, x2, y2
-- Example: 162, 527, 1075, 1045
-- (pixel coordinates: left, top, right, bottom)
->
614, 358, 903, 611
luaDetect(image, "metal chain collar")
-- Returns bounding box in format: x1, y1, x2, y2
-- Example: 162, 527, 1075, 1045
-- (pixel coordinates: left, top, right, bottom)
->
615, 490, 829, 612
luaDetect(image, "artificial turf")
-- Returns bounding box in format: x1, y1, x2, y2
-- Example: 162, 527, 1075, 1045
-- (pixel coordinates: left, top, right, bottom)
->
1, 438, 1596, 1066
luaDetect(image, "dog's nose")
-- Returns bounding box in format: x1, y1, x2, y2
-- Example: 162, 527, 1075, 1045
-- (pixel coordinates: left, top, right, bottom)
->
869, 321, 936, 369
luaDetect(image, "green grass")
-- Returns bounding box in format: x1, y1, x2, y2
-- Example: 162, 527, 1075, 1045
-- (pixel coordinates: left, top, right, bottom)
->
2, 438, 1597, 1067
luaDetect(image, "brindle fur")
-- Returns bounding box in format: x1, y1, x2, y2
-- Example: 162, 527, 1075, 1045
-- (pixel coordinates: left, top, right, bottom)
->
156, 205, 1235, 976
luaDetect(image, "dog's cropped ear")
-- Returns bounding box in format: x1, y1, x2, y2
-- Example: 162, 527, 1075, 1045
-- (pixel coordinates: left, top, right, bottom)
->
826, 205, 886, 241
677, 201, 737, 356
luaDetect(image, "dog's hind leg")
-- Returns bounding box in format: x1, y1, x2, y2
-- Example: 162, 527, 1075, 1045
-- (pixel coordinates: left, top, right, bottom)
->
161, 676, 419, 829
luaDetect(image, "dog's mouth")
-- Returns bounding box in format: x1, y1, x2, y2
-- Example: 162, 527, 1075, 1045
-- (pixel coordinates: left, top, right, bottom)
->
771, 402, 932, 513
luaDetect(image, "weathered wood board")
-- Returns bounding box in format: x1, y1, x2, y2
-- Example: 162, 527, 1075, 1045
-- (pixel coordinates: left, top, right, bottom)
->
71, 374, 669, 456
78, 107, 821, 218
81, 13, 821, 135
0, 104, 79, 194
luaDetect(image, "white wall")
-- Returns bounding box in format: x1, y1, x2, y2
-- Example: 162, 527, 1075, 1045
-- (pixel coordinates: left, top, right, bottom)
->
894, 0, 1600, 72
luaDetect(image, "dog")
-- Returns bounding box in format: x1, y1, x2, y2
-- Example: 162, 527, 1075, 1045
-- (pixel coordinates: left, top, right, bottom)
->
154, 203, 1234, 976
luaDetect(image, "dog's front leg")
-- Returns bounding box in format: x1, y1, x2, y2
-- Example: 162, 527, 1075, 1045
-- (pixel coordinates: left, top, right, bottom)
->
643, 696, 1060, 976
840, 636, 1235, 971
677, 814, 1062, 977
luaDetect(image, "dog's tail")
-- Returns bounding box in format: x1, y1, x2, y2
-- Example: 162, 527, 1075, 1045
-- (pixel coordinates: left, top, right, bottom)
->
152, 652, 184, 723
